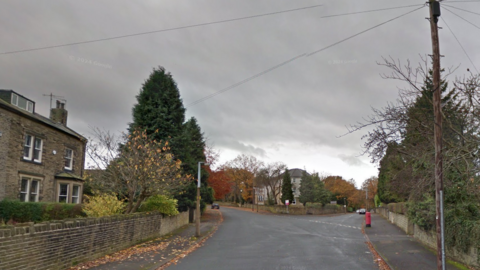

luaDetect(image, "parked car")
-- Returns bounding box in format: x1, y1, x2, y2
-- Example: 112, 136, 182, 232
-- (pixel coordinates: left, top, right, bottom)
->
359, 208, 366, 214
211, 203, 220, 209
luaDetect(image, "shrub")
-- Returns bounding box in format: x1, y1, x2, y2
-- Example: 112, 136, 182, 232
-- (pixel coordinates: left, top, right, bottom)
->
82, 193, 125, 217
138, 195, 179, 216
42, 203, 85, 220
0, 199, 42, 223
374, 194, 381, 208
407, 196, 436, 231
0, 199, 86, 223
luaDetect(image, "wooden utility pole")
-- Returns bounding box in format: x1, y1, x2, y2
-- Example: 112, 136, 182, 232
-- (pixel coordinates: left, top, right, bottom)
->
428, 1, 445, 269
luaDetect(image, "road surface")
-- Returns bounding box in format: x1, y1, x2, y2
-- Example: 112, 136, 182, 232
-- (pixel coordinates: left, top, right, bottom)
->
168, 207, 376, 270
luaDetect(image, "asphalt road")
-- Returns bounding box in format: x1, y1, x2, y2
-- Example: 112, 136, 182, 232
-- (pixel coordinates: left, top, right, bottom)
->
168, 208, 376, 270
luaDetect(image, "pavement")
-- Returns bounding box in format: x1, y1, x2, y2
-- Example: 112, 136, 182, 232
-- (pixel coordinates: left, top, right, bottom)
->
68, 208, 222, 270
364, 213, 462, 270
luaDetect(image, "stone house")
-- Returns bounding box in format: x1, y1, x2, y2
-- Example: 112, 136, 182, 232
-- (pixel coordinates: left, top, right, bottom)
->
0, 90, 87, 203
261, 168, 308, 205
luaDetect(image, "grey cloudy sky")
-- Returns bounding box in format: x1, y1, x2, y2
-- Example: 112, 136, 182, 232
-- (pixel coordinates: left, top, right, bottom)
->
1, 0, 479, 187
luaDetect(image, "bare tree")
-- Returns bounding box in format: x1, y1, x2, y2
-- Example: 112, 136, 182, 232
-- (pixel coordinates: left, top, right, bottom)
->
255, 162, 287, 205
345, 57, 480, 200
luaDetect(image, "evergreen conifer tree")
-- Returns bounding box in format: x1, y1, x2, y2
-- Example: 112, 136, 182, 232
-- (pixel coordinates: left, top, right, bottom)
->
281, 169, 294, 204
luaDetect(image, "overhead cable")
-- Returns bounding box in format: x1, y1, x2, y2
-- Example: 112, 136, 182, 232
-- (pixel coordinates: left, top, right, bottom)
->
2, 4, 425, 56
443, 7, 480, 30
441, 17, 479, 73
187, 6, 425, 107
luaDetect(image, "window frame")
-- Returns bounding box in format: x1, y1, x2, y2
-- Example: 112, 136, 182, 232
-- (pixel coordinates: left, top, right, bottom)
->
56, 182, 82, 204
71, 185, 81, 204
11, 93, 19, 106
19, 175, 41, 202
23, 135, 33, 160
58, 183, 70, 203
33, 137, 43, 163
23, 134, 43, 163
26, 101, 33, 113
64, 148, 73, 170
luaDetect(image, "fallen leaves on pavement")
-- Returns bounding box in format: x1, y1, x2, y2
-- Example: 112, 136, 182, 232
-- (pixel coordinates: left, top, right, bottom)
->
362, 225, 391, 270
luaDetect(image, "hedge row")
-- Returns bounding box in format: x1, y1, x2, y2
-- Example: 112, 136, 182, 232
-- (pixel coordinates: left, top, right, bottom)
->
387, 202, 407, 214
0, 199, 85, 223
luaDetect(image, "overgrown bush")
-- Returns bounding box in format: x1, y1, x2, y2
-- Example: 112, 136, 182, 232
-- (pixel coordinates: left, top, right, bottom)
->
42, 203, 84, 220
388, 202, 407, 214
82, 193, 125, 217
138, 195, 179, 216
0, 199, 42, 223
0, 199, 85, 223
374, 194, 381, 208
407, 196, 436, 231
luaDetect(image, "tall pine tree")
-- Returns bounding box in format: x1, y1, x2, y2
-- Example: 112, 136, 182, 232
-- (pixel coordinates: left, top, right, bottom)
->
281, 169, 294, 205
129, 66, 212, 212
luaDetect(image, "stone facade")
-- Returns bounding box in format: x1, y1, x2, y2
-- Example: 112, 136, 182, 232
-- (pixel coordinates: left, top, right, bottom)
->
0, 90, 87, 203
0, 211, 189, 270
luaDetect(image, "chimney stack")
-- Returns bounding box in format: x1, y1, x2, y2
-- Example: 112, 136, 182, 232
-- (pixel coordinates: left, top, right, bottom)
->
50, 100, 68, 126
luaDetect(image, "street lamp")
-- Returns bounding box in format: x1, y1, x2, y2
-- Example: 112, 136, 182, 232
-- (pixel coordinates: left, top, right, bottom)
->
196, 161, 209, 237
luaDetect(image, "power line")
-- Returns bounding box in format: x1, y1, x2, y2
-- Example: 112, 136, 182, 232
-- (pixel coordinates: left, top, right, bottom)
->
443, 7, 480, 30
319, 4, 424, 19
187, 54, 306, 107
187, 6, 425, 107
441, 17, 479, 73
1, 4, 426, 56
0, 4, 323, 56
444, 0, 480, 3
307, 6, 424, 57
442, 4, 480, 16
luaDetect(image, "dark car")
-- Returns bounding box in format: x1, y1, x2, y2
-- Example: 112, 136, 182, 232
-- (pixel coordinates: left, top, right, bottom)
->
211, 203, 220, 209
359, 208, 366, 214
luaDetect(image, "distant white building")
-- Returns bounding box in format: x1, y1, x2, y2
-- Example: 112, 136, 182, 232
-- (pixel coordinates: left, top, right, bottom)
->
256, 168, 309, 205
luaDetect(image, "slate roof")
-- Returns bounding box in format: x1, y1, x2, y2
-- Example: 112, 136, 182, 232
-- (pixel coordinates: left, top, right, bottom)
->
289, 168, 309, 178
0, 95, 86, 142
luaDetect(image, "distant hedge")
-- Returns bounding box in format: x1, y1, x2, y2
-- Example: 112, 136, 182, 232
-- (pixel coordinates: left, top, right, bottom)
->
0, 199, 85, 223
387, 202, 407, 215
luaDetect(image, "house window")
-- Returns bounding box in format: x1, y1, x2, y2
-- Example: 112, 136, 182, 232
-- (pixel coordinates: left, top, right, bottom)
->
11, 94, 18, 106
72, 185, 81, 204
23, 135, 43, 163
58, 183, 69, 203
19, 176, 40, 202
11, 94, 33, 112
64, 148, 73, 170
27, 101, 33, 113
33, 138, 42, 162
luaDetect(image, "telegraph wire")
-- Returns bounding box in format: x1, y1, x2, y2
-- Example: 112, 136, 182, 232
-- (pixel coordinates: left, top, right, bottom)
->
187, 6, 425, 107
307, 6, 424, 57
2, 4, 426, 56
0, 4, 323, 56
319, 4, 424, 19
442, 4, 480, 16
444, 0, 480, 3
443, 7, 480, 30
187, 54, 306, 107
441, 17, 479, 73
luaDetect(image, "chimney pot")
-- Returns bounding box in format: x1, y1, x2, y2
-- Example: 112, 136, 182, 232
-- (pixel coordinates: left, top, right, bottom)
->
50, 100, 68, 126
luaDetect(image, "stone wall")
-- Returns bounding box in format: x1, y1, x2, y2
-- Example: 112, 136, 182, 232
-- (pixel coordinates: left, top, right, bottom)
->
0, 211, 189, 270
374, 207, 478, 268
240, 204, 340, 215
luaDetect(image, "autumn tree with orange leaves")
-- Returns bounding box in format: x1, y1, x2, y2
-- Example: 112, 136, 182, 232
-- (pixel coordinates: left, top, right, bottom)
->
324, 176, 359, 208
361, 176, 378, 209
223, 154, 263, 204
87, 128, 187, 213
